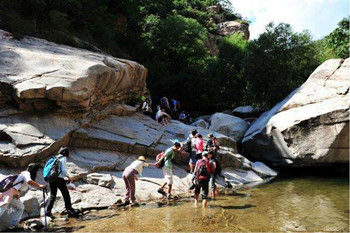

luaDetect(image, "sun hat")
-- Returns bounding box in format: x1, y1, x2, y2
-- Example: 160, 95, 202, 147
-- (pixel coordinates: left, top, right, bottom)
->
207, 133, 214, 138
138, 156, 146, 162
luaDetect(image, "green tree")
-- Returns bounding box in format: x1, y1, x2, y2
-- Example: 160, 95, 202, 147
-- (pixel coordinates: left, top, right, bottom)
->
244, 23, 319, 107
324, 17, 350, 59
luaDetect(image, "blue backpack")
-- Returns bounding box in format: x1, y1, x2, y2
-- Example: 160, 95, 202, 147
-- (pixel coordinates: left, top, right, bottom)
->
43, 155, 63, 182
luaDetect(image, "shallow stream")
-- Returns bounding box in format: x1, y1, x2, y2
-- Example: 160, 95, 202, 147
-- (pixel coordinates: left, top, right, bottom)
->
62, 175, 349, 232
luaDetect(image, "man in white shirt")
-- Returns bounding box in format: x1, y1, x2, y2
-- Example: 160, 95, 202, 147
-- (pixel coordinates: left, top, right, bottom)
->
0, 163, 45, 230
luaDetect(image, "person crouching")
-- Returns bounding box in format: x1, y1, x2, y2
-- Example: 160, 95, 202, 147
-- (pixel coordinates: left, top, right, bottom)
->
123, 156, 155, 206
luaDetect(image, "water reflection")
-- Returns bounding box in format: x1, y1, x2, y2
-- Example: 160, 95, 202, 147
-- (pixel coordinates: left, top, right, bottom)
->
68, 177, 348, 232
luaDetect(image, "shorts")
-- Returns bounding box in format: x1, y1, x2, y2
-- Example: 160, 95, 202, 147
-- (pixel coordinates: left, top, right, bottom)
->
194, 179, 209, 199
162, 166, 173, 185
189, 151, 197, 165
210, 175, 216, 191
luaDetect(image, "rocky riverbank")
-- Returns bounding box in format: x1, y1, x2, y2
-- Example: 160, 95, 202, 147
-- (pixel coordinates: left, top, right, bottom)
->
0, 29, 276, 231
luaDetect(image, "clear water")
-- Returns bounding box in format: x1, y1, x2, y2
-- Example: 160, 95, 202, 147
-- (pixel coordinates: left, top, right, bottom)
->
65, 176, 349, 232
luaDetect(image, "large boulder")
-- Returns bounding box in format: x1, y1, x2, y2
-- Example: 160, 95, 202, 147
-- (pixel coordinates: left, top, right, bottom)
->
0, 29, 147, 113
209, 113, 249, 142
243, 58, 349, 166
190, 119, 209, 129
232, 106, 266, 118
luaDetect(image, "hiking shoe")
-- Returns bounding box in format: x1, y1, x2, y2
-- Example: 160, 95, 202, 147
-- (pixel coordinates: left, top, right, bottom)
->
157, 188, 166, 195
8, 225, 22, 230
46, 212, 55, 219
167, 194, 174, 199
67, 208, 79, 218
130, 202, 140, 207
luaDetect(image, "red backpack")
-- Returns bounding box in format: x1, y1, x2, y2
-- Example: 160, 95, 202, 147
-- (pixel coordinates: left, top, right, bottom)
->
195, 159, 212, 180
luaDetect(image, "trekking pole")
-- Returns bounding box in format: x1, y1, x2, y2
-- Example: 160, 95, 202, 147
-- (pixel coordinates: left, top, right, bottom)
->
42, 188, 48, 232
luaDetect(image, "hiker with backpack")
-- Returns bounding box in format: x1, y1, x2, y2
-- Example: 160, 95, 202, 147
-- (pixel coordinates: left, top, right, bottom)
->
122, 156, 156, 206
0, 163, 45, 230
205, 133, 220, 154
157, 141, 183, 199
184, 129, 198, 174
193, 151, 213, 208
44, 147, 78, 218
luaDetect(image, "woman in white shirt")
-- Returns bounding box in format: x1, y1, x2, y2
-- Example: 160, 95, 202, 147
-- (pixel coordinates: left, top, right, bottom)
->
122, 156, 155, 205
0, 163, 45, 230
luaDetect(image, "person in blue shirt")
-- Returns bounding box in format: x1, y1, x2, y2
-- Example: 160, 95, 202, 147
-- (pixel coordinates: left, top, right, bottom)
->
45, 147, 78, 218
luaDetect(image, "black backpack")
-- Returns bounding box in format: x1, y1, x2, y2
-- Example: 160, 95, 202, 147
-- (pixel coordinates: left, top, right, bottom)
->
184, 137, 192, 153
0, 175, 23, 192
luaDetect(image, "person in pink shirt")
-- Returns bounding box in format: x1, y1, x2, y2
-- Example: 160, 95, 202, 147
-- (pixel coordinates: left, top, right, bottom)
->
195, 134, 204, 160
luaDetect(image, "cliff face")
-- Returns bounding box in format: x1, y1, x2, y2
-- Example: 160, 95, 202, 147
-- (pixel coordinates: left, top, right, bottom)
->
242, 58, 349, 166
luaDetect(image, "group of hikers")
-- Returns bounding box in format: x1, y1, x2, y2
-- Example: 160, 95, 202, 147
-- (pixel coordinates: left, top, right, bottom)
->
0, 147, 78, 230
123, 129, 221, 208
141, 95, 192, 125
0, 129, 220, 229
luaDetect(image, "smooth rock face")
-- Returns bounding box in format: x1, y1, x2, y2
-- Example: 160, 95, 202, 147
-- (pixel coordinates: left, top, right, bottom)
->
232, 106, 266, 118
191, 119, 209, 129
217, 21, 250, 40
209, 113, 249, 142
243, 58, 350, 166
0, 29, 147, 113
86, 173, 114, 188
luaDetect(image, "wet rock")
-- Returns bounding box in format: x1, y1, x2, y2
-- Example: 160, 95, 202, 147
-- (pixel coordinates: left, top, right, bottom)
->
24, 219, 44, 231
251, 162, 278, 178
243, 58, 350, 166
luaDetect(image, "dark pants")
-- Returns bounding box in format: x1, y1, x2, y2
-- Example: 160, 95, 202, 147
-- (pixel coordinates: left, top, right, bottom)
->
194, 179, 209, 199
46, 178, 72, 214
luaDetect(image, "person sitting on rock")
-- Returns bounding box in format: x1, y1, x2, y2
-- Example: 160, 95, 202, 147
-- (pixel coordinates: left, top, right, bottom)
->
0, 163, 46, 230
45, 147, 78, 218
122, 156, 156, 206
205, 133, 220, 154
156, 108, 171, 126
157, 141, 183, 199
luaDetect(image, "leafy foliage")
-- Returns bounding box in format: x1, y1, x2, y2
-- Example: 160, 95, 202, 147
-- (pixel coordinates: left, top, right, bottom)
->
324, 17, 350, 59
0, 0, 343, 114
244, 23, 320, 107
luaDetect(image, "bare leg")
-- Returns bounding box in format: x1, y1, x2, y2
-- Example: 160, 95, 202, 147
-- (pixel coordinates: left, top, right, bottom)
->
194, 193, 199, 208
203, 199, 208, 208
167, 184, 172, 195
189, 164, 194, 173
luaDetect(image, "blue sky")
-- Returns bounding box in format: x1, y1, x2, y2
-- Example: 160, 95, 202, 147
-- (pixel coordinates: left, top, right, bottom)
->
230, 0, 349, 39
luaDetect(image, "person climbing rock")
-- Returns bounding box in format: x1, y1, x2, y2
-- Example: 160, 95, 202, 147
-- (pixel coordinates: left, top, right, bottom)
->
0, 163, 46, 230
45, 147, 78, 218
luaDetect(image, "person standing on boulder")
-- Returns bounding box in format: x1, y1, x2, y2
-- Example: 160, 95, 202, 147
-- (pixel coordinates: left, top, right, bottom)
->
45, 147, 78, 218
122, 156, 156, 206
157, 141, 183, 199
0, 163, 46, 230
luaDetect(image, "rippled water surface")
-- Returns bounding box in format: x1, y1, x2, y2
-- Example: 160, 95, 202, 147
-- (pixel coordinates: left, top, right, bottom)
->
66, 176, 349, 232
